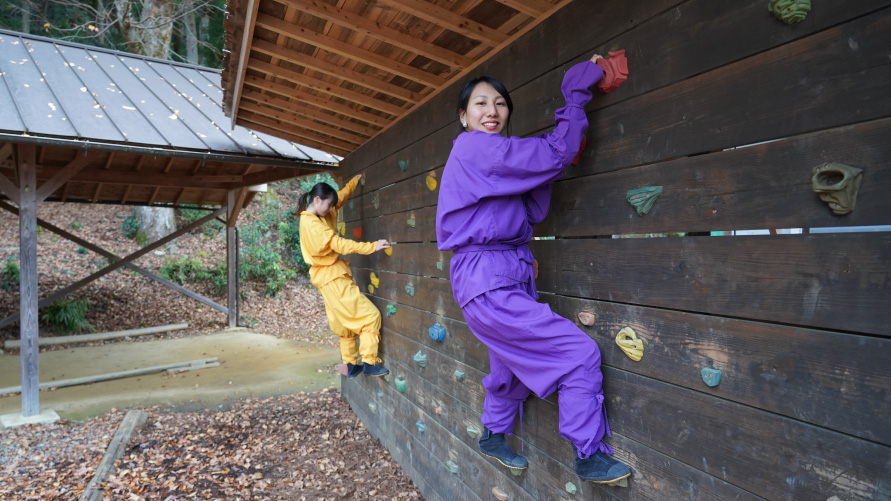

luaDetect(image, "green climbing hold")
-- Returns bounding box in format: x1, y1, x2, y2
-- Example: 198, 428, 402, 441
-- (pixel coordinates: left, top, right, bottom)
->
769, 0, 811, 24
446, 460, 459, 474
399, 159, 408, 172
413, 351, 428, 368
407, 218, 416, 227
394, 375, 407, 393
565, 482, 577, 494
701, 367, 722, 387
466, 425, 480, 438
386, 304, 397, 317
453, 370, 465, 381
372, 193, 380, 210
404, 285, 415, 296
436, 261, 444, 271
626, 186, 663, 216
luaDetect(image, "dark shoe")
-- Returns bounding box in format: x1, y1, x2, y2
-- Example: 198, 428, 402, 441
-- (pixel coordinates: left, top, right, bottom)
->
575, 449, 632, 484
478, 426, 528, 470
345, 363, 363, 379
363, 364, 390, 377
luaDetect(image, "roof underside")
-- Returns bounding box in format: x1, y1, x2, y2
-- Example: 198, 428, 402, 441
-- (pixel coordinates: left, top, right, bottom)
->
221, 0, 570, 156
0, 29, 338, 208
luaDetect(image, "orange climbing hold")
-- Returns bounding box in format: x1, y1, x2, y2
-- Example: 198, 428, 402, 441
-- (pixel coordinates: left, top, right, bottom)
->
352, 227, 362, 239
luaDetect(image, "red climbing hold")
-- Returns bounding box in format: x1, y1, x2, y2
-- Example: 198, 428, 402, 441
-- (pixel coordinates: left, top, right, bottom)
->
352, 227, 362, 239
596, 50, 628, 93
572, 135, 586, 166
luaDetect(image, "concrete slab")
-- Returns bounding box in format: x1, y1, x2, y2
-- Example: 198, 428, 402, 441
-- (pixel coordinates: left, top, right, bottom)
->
0, 329, 341, 420
0, 408, 60, 428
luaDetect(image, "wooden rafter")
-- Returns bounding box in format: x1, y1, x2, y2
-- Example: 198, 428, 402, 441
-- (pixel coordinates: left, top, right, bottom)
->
493, 0, 549, 17
241, 93, 379, 137
230, 0, 262, 127
236, 118, 351, 157
239, 100, 369, 145
238, 112, 356, 154
275, 0, 473, 69
376, 0, 509, 46
255, 13, 447, 88
35, 152, 93, 202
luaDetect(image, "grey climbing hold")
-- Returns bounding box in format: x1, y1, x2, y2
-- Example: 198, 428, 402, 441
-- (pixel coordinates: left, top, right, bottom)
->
413, 351, 428, 368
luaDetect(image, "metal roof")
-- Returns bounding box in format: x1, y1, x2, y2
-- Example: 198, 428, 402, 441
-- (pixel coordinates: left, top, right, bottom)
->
0, 28, 339, 166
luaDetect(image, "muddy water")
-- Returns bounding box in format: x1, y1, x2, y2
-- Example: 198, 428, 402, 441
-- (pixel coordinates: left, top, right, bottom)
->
0, 329, 341, 421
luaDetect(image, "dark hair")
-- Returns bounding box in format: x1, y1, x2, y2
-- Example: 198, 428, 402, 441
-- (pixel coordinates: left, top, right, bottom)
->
296, 182, 338, 215
456, 75, 514, 135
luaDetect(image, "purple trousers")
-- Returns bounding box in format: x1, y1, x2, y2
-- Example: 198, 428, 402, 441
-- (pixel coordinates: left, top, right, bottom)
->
462, 283, 613, 458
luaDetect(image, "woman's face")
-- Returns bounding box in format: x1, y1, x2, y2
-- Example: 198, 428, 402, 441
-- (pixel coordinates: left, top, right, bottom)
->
459, 82, 509, 135
312, 196, 335, 217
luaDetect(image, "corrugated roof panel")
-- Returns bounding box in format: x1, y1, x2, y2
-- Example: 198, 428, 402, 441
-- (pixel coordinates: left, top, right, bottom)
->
0, 61, 26, 133
0, 34, 76, 137
29, 41, 125, 142
56, 45, 167, 145
152, 63, 277, 157
87, 51, 206, 149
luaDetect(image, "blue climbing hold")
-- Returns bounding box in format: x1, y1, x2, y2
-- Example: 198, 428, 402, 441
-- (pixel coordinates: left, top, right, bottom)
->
416, 421, 426, 433
429, 323, 446, 342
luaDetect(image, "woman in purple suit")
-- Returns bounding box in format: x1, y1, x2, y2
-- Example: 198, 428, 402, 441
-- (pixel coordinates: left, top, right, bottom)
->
435, 54, 632, 485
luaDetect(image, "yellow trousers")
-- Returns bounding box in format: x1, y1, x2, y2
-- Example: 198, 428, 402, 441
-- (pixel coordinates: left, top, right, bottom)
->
318, 276, 382, 365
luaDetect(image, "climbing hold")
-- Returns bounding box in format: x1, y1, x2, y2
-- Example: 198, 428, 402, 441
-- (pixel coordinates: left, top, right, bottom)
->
812, 162, 863, 215
394, 375, 407, 392
509, 468, 524, 477
407, 218, 416, 227
352, 227, 362, 239
416, 421, 426, 433
435, 406, 442, 415
386, 304, 397, 317
426, 174, 438, 191
372, 193, 380, 209
384, 247, 393, 256
436, 261, 444, 271
492, 487, 509, 501
413, 351, 428, 368
466, 425, 480, 438
367, 284, 375, 294
565, 482, 577, 494
368, 402, 376, 413
337, 221, 346, 236
399, 160, 408, 172
429, 323, 446, 342
626, 186, 663, 216
360, 177, 366, 186
405, 285, 415, 296
701, 367, 723, 387
769, 0, 811, 24
377, 390, 384, 397
446, 460, 459, 474
595, 50, 629, 93
615, 327, 644, 361
454, 370, 465, 381
370, 272, 380, 288
607, 478, 629, 488
572, 135, 587, 166
384, 373, 391, 382
578, 311, 596, 327
348, 200, 354, 209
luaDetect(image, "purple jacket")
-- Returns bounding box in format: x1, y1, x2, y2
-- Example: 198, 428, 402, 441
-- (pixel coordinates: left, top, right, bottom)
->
436, 60, 603, 307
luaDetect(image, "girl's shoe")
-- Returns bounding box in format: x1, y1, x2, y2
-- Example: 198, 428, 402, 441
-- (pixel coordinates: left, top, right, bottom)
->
345, 363, 363, 379
479, 426, 528, 469
363, 364, 390, 377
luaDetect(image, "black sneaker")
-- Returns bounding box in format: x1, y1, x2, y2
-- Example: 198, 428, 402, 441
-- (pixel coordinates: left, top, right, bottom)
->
478, 426, 528, 470
575, 448, 632, 484
345, 363, 363, 379
363, 364, 390, 377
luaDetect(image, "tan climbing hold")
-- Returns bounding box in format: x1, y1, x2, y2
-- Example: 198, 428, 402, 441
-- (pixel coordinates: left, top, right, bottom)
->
615, 327, 644, 361
578, 311, 596, 326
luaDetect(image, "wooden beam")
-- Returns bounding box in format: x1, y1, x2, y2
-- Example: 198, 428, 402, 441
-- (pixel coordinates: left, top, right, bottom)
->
242, 78, 389, 127
238, 113, 356, 154
91, 183, 103, 203
227, 187, 248, 227
119, 184, 133, 204
241, 93, 379, 137
103, 152, 115, 169
174, 188, 188, 206
36, 167, 234, 189
255, 13, 447, 88
163, 157, 176, 173
230, 0, 261, 128
35, 153, 92, 202
377, 0, 509, 46
147, 186, 162, 205
247, 57, 406, 116
238, 166, 318, 187
492, 0, 549, 17
274, 0, 473, 69
16, 143, 39, 417
237, 117, 351, 157
0, 167, 19, 204
0, 208, 228, 330
239, 100, 369, 145
0, 142, 13, 166
251, 39, 422, 103
189, 159, 202, 175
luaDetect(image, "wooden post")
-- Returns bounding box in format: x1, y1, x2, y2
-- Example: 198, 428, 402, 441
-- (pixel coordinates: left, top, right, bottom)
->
17, 144, 39, 417
226, 190, 238, 328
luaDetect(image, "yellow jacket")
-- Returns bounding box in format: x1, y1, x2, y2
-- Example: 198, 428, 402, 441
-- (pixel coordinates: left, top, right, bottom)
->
299, 176, 377, 287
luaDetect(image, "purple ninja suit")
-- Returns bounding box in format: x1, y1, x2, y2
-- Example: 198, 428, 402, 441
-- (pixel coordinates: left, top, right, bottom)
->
436, 60, 614, 459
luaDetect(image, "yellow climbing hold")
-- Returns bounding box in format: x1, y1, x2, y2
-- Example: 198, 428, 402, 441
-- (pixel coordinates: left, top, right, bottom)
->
367, 284, 375, 294
385, 247, 393, 256
370, 272, 380, 288
426, 174, 438, 191
615, 327, 644, 361
337, 221, 345, 236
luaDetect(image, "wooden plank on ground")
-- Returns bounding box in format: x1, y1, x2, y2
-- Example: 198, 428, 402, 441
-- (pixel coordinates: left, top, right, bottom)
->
536, 233, 891, 335
80, 410, 148, 501
538, 118, 891, 237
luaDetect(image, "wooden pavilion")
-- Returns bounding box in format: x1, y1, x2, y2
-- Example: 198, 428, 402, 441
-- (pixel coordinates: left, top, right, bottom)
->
0, 29, 335, 425
220, 0, 891, 499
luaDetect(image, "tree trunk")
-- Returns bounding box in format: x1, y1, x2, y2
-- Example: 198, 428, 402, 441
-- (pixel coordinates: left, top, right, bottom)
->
135, 206, 176, 247
184, 0, 198, 64
21, 1, 31, 34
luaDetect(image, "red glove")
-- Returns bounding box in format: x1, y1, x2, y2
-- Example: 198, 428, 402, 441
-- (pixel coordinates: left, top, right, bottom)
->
595, 50, 628, 93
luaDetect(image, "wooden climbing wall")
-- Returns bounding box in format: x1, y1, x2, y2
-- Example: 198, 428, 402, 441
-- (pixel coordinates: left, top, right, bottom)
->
337, 0, 891, 499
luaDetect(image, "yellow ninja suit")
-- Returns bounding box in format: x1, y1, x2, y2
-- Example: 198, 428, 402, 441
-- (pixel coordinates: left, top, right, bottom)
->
299, 177, 382, 365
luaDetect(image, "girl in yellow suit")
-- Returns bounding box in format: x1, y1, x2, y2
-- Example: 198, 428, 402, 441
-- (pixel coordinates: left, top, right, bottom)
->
298, 174, 391, 378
